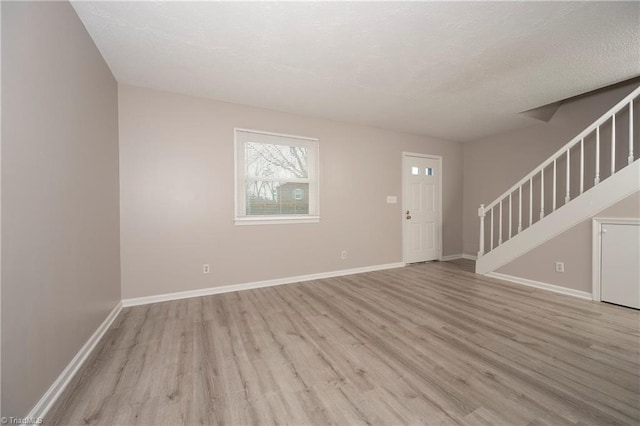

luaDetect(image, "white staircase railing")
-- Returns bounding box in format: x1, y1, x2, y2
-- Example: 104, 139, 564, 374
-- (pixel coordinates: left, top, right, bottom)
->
478, 85, 640, 259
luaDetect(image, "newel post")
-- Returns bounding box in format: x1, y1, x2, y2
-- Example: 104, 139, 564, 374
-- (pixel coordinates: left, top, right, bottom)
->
478, 204, 485, 258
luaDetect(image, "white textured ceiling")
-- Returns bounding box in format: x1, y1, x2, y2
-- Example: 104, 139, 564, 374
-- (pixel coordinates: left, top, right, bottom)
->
71, 1, 640, 142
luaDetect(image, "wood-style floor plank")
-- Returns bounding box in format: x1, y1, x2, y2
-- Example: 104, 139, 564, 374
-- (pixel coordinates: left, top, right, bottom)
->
46, 260, 640, 425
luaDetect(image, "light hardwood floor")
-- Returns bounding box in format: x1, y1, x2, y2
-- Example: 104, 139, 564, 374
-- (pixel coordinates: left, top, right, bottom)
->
47, 260, 640, 425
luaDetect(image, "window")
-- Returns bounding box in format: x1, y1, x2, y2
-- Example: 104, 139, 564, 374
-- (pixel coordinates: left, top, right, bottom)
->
425, 167, 433, 176
235, 129, 319, 224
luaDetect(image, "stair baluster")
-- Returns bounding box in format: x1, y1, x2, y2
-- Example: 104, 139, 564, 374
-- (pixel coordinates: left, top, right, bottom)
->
580, 139, 584, 194
498, 201, 503, 245
508, 193, 512, 239
595, 126, 600, 185
629, 101, 634, 165
490, 207, 494, 250
540, 168, 545, 220
553, 159, 557, 212
565, 149, 571, 204
611, 114, 616, 175
529, 177, 533, 227
518, 186, 523, 233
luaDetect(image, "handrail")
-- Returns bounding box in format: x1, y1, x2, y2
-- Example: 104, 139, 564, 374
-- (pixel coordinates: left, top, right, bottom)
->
484, 85, 640, 212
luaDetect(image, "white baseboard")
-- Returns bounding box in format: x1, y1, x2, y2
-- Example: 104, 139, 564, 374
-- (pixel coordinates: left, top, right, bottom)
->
27, 301, 123, 420
440, 253, 477, 261
486, 272, 592, 300
123, 262, 406, 307
440, 253, 463, 261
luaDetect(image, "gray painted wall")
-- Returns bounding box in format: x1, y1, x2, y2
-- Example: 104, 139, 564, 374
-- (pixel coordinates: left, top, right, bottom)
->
497, 191, 640, 292
118, 85, 463, 299
1, 1, 120, 417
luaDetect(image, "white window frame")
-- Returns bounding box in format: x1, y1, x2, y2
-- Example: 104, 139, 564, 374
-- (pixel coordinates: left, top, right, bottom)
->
234, 128, 320, 225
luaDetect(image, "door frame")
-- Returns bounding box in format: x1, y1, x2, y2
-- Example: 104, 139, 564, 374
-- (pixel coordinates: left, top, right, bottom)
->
591, 217, 640, 301
402, 152, 443, 264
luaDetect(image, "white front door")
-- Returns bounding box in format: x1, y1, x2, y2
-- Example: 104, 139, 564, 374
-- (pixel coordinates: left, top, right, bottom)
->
601, 223, 640, 309
403, 154, 441, 263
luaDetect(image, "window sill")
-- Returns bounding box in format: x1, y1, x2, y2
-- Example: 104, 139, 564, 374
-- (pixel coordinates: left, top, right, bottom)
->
234, 216, 320, 226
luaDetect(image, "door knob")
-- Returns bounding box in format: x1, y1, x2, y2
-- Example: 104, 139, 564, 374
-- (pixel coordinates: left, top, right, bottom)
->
406, 210, 411, 220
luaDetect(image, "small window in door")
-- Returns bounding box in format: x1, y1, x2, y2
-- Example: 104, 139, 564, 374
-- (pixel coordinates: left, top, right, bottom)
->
411, 166, 420, 175
425, 167, 433, 176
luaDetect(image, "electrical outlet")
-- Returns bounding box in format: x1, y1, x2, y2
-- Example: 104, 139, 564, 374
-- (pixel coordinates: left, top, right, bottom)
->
555, 262, 564, 273
341, 250, 347, 260
203, 264, 210, 274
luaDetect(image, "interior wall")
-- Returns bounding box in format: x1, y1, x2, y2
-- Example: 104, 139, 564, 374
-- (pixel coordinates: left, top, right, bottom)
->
463, 80, 640, 256
497, 191, 640, 292
1, 1, 120, 417
119, 85, 463, 299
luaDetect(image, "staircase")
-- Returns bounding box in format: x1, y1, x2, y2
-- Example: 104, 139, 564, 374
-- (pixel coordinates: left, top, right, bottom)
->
476, 86, 640, 275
